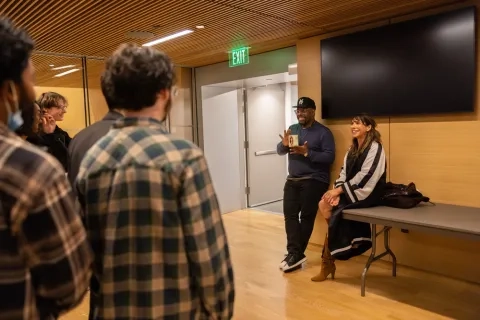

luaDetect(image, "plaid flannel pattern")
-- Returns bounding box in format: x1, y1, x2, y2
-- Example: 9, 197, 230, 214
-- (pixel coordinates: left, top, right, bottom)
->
0, 124, 92, 319
76, 117, 235, 320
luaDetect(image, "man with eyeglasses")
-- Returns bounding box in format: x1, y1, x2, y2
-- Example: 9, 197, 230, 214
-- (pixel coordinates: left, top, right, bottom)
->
277, 97, 335, 273
28, 92, 71, 171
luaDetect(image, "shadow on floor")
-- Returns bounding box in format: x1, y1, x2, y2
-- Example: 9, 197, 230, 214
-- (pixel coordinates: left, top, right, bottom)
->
333, 270, 480, 320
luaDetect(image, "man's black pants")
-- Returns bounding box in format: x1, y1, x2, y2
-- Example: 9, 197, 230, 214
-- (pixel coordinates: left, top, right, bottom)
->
283, 179, 329, 254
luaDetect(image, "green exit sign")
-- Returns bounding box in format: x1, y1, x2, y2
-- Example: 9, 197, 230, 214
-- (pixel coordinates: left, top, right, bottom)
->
229, 47, 250, 67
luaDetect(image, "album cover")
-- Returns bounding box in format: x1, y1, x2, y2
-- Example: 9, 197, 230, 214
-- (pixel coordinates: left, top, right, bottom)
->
289, 135, 299, 147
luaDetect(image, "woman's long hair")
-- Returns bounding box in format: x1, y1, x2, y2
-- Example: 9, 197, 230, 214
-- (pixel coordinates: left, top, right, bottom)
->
348, 114, 381, 158
16, 102, 40, 137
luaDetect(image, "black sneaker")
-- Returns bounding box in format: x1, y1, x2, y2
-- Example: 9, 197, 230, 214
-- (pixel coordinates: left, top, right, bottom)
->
279, 253, 291, 269
282, 253, 307, 272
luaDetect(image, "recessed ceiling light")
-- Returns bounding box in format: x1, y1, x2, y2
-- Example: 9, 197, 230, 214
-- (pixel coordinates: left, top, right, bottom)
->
196, 25, 205, 29
142, 29, 193, 47
53, 68, 80, 78
49, 64, 54, 67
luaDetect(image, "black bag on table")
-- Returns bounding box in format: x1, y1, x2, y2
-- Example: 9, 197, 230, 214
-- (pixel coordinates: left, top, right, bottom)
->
380, 182, 431, 209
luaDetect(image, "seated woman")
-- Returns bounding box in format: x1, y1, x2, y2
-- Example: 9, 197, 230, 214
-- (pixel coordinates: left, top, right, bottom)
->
311, 114, 387, 282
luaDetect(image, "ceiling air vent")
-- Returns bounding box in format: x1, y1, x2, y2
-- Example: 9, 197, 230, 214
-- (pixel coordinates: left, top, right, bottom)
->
125, 31, 155, 39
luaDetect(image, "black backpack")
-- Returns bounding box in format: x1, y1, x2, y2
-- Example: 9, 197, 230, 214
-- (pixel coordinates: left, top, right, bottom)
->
380, 182, 431, 209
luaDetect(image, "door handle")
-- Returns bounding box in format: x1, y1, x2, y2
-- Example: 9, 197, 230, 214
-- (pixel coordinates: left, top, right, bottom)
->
254, 150, 277, 156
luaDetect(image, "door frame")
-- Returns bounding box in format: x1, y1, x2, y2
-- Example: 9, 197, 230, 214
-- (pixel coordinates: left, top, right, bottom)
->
242, 88, 251, 207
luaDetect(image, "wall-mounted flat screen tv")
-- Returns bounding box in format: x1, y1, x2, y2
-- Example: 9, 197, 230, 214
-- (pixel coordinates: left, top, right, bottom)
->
321, 6, 476, 119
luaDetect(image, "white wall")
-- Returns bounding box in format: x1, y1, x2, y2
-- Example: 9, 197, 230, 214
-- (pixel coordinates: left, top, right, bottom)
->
284, 83, 299, 128
289, 84, 298, 126
283, 83, 298, 175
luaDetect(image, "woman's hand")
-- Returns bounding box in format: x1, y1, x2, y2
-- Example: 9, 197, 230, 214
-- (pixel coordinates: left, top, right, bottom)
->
322, 187, 342, 203
328, 196, 340, 207
42, 114, 56, 134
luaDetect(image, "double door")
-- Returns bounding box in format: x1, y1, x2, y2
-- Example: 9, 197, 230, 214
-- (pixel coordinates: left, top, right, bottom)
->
201, 85, 289, 213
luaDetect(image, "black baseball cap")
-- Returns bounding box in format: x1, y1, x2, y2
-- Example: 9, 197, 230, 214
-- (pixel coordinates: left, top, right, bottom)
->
293, 97, 316, 109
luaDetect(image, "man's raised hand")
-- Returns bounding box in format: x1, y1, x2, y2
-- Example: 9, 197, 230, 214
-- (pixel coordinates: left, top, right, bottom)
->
279, 129, 291, 147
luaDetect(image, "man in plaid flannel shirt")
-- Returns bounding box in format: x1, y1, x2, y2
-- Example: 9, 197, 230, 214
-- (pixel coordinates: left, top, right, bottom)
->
75, 43, 235, 319
0, 17, 93, 319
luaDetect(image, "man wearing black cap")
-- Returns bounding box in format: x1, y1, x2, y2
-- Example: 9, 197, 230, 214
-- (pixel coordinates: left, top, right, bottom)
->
277, 97, 335, 272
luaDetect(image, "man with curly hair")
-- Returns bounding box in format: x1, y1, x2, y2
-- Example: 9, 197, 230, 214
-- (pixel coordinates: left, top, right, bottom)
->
0, 16, 92, 319
76, 43, 235, 320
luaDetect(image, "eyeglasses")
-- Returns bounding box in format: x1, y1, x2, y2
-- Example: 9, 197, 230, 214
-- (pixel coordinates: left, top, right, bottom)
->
294, 108, 311, 114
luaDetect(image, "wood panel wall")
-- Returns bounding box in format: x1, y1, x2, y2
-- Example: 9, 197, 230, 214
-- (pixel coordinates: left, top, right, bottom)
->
34, 66, 192, 138
35, 86, 88, 136
297, 2, 480, 284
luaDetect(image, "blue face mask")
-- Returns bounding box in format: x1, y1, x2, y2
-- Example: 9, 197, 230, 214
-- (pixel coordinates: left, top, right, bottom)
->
7, 109, 24, 131
5, 82, 24, 131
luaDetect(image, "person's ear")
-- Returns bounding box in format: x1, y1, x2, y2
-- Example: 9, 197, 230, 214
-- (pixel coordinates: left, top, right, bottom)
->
3, 81, 21, 112
366, 125, 372, 132
0, 81, 8, 100
157, 88, 171, 103
0, 81, 15, 103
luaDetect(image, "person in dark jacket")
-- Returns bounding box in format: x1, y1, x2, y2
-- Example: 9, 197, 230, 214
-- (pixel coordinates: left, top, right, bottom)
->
34, 91, 72, 171
277, 97, 335, 273
311, 114, 386, 282
68, 97, 123, 188
0, 16, 92, 319
67, 82, 123, 320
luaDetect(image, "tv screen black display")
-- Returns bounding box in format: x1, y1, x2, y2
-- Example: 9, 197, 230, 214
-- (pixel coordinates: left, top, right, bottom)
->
320, 7, 476, 119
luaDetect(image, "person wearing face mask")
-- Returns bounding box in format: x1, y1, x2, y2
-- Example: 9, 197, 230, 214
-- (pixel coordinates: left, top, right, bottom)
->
0, 16, 92, 319
75, 43, 235, 320
35, 91, 71, 171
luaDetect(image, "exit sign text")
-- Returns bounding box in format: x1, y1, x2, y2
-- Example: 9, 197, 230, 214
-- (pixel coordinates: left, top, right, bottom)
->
229, 47, 250, 67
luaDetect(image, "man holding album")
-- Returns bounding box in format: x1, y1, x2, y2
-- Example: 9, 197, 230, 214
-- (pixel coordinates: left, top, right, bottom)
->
276, 97, 335, 273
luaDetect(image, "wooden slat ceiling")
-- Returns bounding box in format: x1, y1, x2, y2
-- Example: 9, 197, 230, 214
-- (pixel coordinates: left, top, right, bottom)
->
2, 0, 462, 88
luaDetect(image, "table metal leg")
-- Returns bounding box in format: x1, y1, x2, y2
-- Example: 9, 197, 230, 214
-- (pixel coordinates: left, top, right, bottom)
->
384, 227, 397, 277
360, 225, 398, 296
361, 224, 377, 297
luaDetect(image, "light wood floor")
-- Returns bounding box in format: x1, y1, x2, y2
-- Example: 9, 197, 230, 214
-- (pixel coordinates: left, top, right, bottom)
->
61, 210, 480, 320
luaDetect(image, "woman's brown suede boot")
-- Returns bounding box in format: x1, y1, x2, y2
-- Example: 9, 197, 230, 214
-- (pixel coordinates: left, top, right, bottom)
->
311, 234, 336, 282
